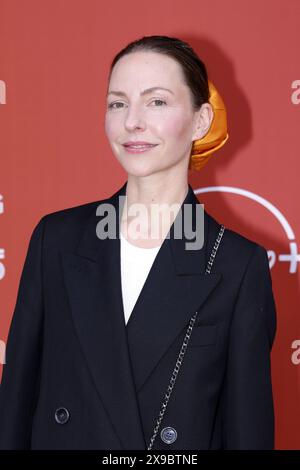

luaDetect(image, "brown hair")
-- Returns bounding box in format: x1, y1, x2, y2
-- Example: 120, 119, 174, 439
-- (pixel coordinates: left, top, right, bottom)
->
108, 35, 210, 111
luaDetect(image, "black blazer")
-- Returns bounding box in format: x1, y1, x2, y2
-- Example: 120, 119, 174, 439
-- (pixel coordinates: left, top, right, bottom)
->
0, 181, 277, 450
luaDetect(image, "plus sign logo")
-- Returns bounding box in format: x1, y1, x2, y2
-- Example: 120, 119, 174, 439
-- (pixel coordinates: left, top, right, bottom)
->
195, 186, 299, 274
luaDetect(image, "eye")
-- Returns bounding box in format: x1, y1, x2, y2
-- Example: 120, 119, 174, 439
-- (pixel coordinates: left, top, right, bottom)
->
150, 99, 167, 106
107, 102, 124, 109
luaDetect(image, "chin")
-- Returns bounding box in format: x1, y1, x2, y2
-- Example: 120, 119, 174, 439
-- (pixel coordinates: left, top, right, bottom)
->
124, 166, 158, 178
118, 158, 163, 177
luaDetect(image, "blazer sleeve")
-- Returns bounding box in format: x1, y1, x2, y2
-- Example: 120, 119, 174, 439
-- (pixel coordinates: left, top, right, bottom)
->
221, 244, 277, 449
0, 216, 46, 449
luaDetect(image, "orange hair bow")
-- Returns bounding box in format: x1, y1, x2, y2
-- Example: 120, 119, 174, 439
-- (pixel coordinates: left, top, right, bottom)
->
189, 80, 229, 171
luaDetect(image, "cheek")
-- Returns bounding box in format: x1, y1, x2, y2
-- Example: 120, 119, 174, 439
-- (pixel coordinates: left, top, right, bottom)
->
104, 113, 121, 141
159, 113, 191, 142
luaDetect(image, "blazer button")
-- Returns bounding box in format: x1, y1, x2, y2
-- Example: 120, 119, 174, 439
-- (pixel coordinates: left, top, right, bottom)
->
55, 407, 70, 425
160, 426, 177, 444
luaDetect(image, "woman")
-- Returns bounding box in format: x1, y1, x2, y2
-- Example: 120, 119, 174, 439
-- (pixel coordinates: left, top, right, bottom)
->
0, 35, 277, 450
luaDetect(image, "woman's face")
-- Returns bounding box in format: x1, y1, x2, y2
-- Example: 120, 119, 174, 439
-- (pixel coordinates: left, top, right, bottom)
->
104, 51, 211, 177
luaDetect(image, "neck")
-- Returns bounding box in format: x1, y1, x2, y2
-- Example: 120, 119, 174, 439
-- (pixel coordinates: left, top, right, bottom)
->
120, 173, 189, 244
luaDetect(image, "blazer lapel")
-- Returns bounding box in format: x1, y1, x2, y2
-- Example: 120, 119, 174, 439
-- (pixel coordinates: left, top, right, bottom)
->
61, 181, 222, 450
61, 182, 146, 450
125, 184, 222, 391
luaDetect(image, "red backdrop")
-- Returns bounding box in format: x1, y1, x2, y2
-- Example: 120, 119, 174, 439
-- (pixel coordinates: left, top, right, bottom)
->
0, 0, 299, 450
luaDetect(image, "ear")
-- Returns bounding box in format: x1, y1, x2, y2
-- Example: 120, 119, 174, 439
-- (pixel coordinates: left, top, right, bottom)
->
191, 103, 214, 141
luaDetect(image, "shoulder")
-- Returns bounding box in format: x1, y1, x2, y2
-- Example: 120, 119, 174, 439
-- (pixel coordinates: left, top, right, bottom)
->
43, 197, 106, 222
32, 198, 108, 250
205, 211, 270, 279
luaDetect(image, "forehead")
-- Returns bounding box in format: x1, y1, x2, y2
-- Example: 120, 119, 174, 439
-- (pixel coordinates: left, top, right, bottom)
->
108, 51, 186, 91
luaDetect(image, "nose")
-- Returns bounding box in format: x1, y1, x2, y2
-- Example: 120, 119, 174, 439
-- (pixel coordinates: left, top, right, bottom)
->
124, 104, 146, 131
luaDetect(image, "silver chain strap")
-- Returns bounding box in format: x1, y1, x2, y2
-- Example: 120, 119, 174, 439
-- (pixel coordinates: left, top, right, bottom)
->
147, 224, 225, 450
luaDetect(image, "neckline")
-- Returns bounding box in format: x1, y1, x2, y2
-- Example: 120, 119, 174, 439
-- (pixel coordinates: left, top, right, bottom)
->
120, 229, 162, 251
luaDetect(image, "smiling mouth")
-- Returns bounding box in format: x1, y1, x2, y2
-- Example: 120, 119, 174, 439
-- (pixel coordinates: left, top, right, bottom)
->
123, 144, 159, 153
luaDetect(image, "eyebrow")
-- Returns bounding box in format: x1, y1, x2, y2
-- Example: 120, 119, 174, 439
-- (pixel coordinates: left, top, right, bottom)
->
107, 86, 174, 97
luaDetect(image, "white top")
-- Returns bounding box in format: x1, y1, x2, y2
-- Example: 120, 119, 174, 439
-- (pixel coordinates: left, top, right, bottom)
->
120, 230, 162, 325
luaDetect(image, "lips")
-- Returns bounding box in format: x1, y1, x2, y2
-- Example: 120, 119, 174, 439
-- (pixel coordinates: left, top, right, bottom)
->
122, 142, 159, 154
123, 143, 158, 148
